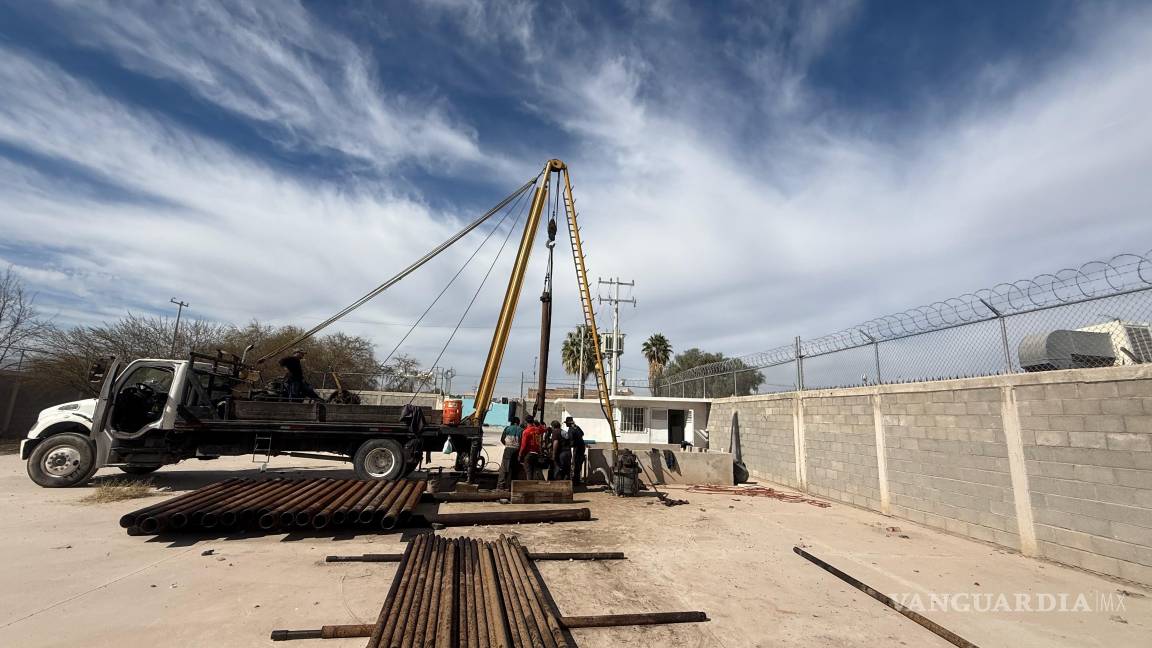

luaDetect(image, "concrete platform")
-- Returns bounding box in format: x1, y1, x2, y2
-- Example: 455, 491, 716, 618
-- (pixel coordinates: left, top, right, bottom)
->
586, 445, 735, 486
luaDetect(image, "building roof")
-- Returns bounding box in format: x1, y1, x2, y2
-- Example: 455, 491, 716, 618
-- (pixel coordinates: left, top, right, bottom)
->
554, 395, 711, 404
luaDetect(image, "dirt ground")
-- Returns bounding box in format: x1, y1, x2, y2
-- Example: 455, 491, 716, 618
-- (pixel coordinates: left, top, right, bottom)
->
1, 435, 1149, 648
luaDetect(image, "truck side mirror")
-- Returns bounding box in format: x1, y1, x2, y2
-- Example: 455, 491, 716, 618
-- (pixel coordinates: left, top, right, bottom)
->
87, 358, 110, 383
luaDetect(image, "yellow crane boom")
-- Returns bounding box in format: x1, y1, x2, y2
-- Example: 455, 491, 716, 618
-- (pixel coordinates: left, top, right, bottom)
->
469, 159, 619, 452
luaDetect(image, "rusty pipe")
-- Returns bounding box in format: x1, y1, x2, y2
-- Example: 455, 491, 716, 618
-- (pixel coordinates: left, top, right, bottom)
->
425, 508, 590, 527
328, 480, 376, 526
380, 480, 418, 529
200, 479, 285, 527
364, 480, 404, 525
119, 478, 240, 528
259, 479, 332, 530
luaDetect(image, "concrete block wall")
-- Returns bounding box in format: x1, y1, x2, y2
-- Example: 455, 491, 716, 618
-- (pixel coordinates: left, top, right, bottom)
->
710, 397, 797, 488
882, 387, 1019, 549
709, 365, 1152, 586
803, 395, 882, 510
1016, 380, 1152, 585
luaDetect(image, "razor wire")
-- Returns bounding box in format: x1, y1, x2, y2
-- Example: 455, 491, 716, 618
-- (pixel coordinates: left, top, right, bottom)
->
657, 249, 1152, 392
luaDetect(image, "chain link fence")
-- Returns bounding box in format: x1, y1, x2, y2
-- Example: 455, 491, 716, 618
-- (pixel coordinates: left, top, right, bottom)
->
657, 250, 1152, 398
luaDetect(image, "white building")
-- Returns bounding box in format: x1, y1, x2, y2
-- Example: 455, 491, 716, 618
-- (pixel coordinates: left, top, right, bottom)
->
1077, 320, 1152, 364
554, 395, 711, 447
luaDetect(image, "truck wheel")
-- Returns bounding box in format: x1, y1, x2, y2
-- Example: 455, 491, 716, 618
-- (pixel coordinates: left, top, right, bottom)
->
119, 465, 161, 475
353, 439, 406, 480
27, 433, 99, 488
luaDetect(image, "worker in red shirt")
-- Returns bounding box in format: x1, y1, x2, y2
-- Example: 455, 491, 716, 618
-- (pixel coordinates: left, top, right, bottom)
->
518, 416, 546, 480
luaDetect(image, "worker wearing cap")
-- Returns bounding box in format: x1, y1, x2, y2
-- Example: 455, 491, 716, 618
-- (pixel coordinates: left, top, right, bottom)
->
279, 349, 321, 401
565, 416, 586, 487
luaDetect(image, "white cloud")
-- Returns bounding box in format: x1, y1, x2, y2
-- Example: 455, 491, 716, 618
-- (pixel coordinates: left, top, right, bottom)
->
2, 3, 1151, 395
44, 0, 515, 177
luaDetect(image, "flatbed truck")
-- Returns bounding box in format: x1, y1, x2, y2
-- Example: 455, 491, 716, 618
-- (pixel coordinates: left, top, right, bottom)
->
21, 353, 481, 487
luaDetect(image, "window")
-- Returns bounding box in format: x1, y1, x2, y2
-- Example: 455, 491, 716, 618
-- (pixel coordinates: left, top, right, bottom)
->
621, 407, 645, 432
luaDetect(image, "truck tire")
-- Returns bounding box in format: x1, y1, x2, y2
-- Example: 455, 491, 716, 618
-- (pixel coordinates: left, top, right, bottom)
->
353, 439, 406, 481
119, 465, 161, 475
27, 432, 99, 488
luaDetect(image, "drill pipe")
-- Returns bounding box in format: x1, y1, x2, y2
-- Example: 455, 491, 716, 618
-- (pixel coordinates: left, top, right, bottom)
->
396, 480, 427, 525
200, 479, 286, 527
286, 479, 347, 527
361, 480, 403, 524
436, 537, 457, 648
380, 480, 418, 529
363, 531, 420, 648
259, 479, 333, 529
296, 480, 360, 527
425, 508, 590, 527
345, 479, 389, 523
219, 479, 304, 528
325, 550, 625, 563
271, 612, 710, 640
314, 480, 371, 529
240, 479, 317, 525
328, 480, 377, 526
460, 535, 474, 645
478, 540, 511, 648
502, 535, 559, 645
414, 536, 445, 647
467, 535, 486, 645
118, 478, 240, 528
509, 537, 568, 647
493, 536, 536, 648
403, 535, 442, 645
137, 479, 258, 532
375, 532, 431, 648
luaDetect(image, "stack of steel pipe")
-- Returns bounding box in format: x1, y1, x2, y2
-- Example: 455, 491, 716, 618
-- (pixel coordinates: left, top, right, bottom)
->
362, 534, 572, 648
121, 477, 426, 535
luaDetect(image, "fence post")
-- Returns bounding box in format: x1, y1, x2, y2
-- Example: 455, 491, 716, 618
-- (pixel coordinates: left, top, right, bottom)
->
860, 330, 881, 384
2, 350, 26, 436
794, 336, 804, 391
701, 376, 707, 399
732, 369, 737, 397
979, 298, 1012, 373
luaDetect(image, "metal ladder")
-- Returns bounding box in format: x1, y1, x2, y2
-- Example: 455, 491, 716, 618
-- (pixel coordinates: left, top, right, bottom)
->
252, 434, 273, 471
560, 171, 619, 452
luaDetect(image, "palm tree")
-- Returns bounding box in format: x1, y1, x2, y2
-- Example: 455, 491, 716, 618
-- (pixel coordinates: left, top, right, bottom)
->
560, 326, 596, 397
641, 333, 672, 395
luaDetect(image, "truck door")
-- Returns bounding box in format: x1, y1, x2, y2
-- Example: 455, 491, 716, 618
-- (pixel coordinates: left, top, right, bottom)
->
106, 362, 180, 439
89, 359, 123, 469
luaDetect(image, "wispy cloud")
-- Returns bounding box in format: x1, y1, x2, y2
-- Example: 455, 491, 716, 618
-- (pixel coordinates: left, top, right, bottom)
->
1, 1, 1151, 393
44, 0, 513, 177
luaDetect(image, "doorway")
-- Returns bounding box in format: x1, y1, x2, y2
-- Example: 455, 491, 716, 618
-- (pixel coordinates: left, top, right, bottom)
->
668, 409, 686, 445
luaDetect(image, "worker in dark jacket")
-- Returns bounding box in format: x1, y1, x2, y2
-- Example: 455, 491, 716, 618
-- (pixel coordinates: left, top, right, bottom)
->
551, 420, 571, 481
565, 416, 586, 487
279, 349, 321, 401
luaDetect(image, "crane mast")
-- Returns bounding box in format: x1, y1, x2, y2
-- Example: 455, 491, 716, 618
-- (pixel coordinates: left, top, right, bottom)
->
469, 159, 619, 453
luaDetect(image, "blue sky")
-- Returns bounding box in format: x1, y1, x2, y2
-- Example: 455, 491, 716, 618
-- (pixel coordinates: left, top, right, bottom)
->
1, 1, 1150, 395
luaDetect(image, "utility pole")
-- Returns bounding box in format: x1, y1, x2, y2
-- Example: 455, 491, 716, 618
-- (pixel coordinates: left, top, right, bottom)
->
169, 298, 189, 357
598, 277, 636, 397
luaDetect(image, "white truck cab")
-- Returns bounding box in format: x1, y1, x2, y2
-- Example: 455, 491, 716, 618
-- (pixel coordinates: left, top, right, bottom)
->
22, 357, 201, 487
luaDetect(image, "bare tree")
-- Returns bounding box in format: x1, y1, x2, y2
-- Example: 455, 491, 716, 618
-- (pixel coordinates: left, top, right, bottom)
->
0, 266, 48, 370
380, 354, 432, 393
32, 314, 380, 394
